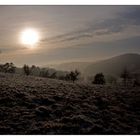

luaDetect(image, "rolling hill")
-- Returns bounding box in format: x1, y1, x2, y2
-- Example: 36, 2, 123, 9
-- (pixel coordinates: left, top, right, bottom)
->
53, 53, 140, 77
84, 53, 140, 76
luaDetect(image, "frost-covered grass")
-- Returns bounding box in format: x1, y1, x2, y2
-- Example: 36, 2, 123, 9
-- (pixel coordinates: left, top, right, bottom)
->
0, 73, 140, 134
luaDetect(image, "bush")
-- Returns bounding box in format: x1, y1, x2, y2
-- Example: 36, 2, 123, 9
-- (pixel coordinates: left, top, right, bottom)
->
133, 74, 140, 87
40, 69, 49, 78
0, 62, 16, 73
49, 72, 57, 79
92, 73, 106, 85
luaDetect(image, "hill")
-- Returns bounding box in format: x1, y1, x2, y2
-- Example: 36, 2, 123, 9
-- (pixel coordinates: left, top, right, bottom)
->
0, 73, 140, 134
52, 53, 140, 77
85, 53, 140, 76
53, 62, 92, 73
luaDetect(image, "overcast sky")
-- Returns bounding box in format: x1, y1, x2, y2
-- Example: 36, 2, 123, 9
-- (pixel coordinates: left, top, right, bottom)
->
0, 6, 140, 66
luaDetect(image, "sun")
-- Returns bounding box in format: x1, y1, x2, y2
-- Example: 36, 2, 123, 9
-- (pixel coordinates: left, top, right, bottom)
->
20, 28, 39, 47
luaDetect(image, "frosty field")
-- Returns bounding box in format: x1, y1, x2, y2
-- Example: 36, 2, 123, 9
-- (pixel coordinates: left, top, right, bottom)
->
0, 73, 140, 134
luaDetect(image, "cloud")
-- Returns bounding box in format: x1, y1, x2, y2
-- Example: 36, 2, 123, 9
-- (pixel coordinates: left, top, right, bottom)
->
41, 6, 140, 44
120, 7, 140, 25
38, 35, 140, 64
0, 45, 27, 53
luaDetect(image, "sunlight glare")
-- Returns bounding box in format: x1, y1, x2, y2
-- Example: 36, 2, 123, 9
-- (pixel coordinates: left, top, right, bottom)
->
21, 28, 39, 47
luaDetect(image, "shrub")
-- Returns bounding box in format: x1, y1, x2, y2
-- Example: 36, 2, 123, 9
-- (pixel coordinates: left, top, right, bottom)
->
49, 72, 57, 79
0, 62, 16, 73
40, 69, 49, 78
92, 73, 106, 85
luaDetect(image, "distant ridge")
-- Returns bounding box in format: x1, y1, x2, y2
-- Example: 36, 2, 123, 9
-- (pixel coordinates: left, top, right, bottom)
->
53, 62, 92, 72
52, 53, 140, 76
84, 53, 140, 76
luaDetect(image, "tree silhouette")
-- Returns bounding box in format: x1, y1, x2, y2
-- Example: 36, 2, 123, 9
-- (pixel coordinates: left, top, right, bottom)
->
120, 68, 131, 86
68, 70, 80, 83
23, 64, 30, 76
93, 73, 106, 85
1, 62, 16, 73
8, 62, 16, 73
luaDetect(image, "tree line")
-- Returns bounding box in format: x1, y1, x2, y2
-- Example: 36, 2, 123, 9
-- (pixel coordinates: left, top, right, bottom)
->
0, 62, 140, 86
23, 64, 81, 83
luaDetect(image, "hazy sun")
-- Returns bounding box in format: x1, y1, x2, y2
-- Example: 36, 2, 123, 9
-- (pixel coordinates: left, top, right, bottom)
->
21, 28, 39, 47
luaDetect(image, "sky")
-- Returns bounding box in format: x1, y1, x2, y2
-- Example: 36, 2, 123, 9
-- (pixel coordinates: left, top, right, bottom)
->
0, 6, 140, 66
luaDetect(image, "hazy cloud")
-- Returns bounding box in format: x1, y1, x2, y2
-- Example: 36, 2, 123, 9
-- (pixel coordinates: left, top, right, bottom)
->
41, 6, 140, 44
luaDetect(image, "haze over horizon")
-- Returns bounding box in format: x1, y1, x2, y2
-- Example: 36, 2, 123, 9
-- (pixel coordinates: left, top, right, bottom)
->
0, 6, 140, 66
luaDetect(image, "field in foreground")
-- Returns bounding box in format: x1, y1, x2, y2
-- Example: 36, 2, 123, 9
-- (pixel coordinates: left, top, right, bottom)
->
0, 73, 140, 134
